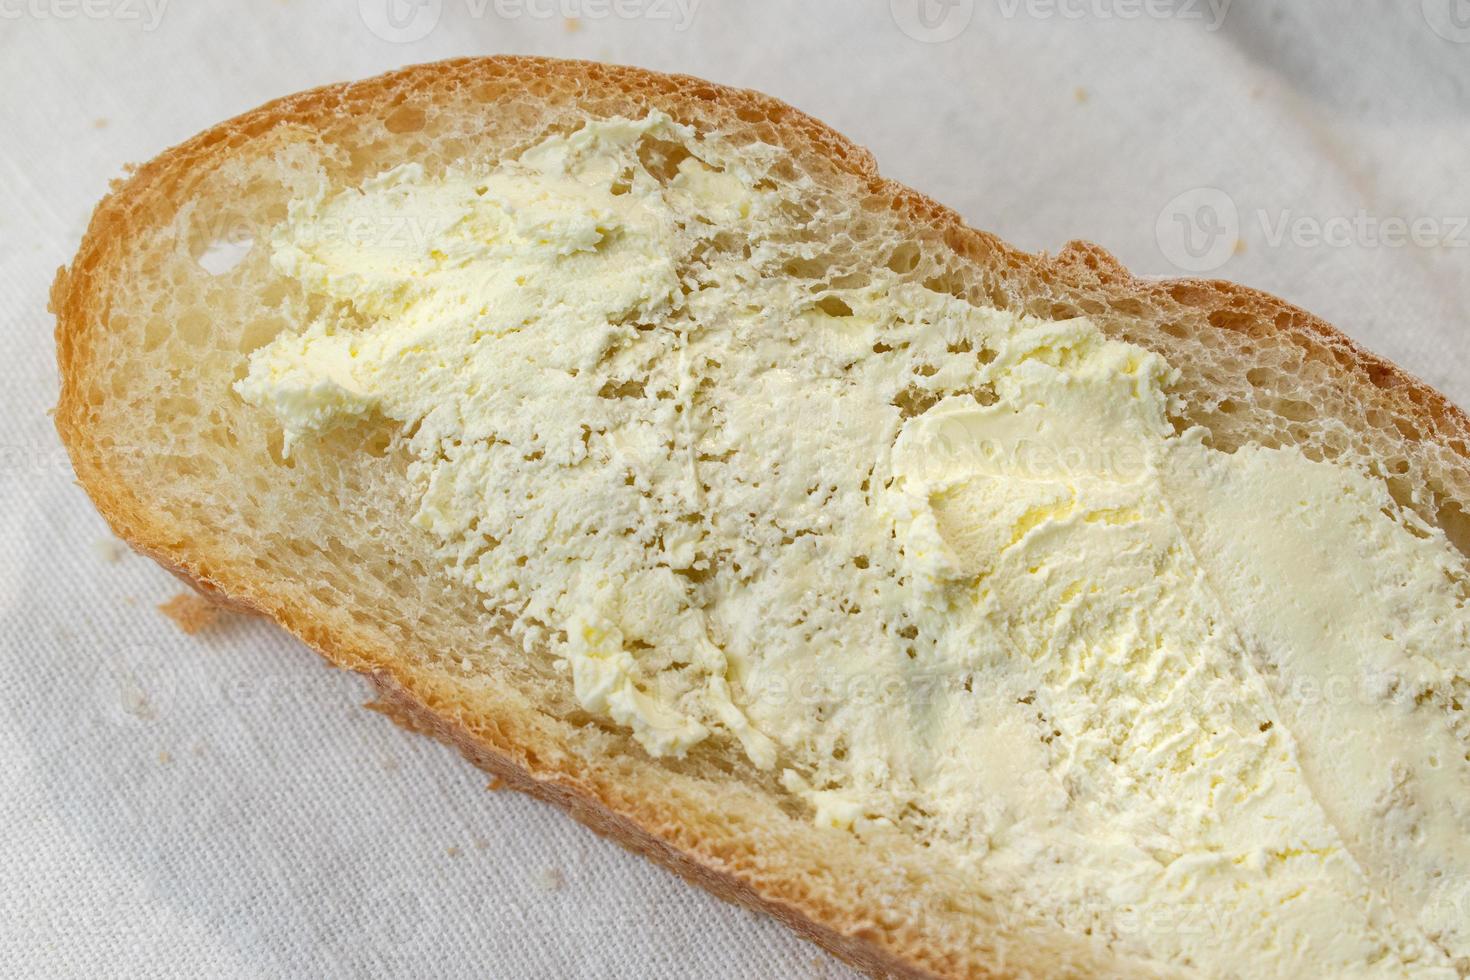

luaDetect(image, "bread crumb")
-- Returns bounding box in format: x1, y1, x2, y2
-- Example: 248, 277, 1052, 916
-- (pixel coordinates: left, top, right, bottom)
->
563, 17, 581, 32
537, 866, 566, 892
158, 750, 173, 765
447, 845, 461, 857
473, 837, 488, 851
486, 775, 506, 791
1234, 238, 1248, 255
93, 117, 108, 129
95, 538, 126, 563
159, 592, 223, 635
1073, 87, 1088, 104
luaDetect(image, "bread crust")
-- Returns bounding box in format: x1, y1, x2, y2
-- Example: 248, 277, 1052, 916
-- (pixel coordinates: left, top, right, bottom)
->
51, 56, 1470, 979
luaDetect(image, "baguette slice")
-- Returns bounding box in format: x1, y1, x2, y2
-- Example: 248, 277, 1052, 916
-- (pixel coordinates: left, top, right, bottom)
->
52, 57, 1470, 979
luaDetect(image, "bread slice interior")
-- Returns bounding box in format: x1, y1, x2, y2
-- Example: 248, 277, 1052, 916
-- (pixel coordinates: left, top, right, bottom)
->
53, 57, 1470, 978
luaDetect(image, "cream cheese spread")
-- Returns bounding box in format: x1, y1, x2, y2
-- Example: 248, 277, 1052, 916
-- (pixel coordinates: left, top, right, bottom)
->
237, 113, 1470, 976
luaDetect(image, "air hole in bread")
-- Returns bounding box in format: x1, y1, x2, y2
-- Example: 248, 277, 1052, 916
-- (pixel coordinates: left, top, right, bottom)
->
1167, 284, 1211, 306
264, 430, 294, 469
969, 384, 999, 407
922, 272, 967, 300
236, 316, 286, 355
815, 296, 853, 318
384, 105, 426, 135
1436, 499, 1470, 560
886, 243, 921, 275
783, 256, 830, 280
196, 235, 254, 276
635, 136, 692, 184
1207, 309, 1258, 333
1275, 399, 1317, 423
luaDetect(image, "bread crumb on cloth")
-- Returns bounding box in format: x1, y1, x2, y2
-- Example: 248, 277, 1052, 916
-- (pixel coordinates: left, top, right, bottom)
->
158, 592, 223, 635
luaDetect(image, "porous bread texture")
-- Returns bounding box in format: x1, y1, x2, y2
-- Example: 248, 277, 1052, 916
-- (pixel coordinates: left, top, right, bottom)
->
52, 57, 1470, 979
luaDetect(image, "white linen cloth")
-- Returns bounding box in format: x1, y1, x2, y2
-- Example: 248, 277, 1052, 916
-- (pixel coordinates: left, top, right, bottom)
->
2, 1, 1467, 975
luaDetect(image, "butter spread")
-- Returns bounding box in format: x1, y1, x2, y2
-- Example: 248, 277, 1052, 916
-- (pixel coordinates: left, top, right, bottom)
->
237, 113, 1470, 975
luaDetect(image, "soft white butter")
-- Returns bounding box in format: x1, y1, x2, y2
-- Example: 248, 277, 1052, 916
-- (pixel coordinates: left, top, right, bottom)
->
238, 113, 1470, 976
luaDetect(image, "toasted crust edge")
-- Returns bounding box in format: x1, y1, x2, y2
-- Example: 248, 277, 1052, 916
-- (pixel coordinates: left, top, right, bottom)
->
51, 55, 1470, 980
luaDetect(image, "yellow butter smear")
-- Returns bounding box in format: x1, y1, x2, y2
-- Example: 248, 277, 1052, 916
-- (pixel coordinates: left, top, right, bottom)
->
238, 113, 1470, 975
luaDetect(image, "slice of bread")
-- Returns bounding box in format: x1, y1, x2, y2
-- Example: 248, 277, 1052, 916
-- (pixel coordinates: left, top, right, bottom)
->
52, 57, 1470, 978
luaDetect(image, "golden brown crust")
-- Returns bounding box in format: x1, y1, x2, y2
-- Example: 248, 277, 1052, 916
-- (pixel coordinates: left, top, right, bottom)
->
51, 56, 1470, 979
